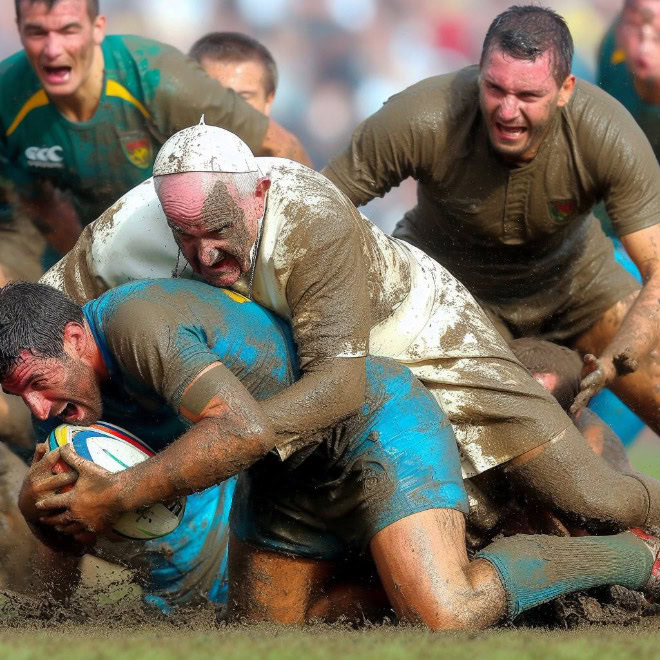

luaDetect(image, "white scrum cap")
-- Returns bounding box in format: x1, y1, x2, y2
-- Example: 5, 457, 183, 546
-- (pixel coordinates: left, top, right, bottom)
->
153, 116, 260, 176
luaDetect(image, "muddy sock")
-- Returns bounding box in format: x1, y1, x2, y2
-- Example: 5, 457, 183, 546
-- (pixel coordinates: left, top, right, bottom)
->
475, 531, 654, 620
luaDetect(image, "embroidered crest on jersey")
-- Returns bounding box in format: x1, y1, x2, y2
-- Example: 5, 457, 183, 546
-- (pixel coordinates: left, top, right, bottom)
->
548, 200, 575, 224
120, 135, 152, 169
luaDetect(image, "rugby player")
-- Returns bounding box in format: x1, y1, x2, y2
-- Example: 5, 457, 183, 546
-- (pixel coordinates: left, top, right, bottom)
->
323, 5, 660, 437
598, 0, 660, 159
4, 279, 660, 629
41, 122, 660, 537
0, 0, 310, 268
190, 32, 276, 116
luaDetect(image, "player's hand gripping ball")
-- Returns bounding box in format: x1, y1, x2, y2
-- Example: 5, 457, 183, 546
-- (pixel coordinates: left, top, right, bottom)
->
46, 422, 185, 540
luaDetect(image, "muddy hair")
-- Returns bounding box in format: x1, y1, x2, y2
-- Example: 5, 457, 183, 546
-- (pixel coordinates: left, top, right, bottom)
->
189, 32, 278, 97
509, 338, 583, 412
480, 5, 574, 85
15, 0, 99, 20
0, 281, 83, 381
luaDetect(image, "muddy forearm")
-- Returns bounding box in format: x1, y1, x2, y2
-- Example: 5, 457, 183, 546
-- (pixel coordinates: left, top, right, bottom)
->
259, 119, 313, 167
117, 416, 272, 512
260, 357, 366, 444
600, 270, 660, 377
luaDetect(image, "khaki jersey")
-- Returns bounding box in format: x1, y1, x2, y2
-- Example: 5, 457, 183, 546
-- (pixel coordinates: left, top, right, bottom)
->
43, 159, 573, 476
324, 67, 660, 301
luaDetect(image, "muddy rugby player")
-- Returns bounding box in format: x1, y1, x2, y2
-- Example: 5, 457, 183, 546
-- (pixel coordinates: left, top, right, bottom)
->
324, 5, 660, 439
3, 280, 660, 629
41, 121, 660, 541
0, 0, 310, 277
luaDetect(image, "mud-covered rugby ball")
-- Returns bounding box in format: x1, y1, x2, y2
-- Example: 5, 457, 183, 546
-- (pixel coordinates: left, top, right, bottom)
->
46, 421, 186, 540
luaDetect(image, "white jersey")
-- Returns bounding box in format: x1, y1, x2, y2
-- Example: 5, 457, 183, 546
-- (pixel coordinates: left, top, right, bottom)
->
43, 158, 572, 476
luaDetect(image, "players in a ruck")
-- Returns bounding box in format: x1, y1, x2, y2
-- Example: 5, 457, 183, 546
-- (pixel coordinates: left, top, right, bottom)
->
4, 279, 660, 629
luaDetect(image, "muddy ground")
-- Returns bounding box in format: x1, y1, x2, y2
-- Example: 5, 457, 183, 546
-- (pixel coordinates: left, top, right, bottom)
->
1, 431, 658, 660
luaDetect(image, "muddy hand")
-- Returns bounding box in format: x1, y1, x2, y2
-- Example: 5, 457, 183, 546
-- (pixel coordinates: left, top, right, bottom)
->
35, 444, 124, 536
18, 444, 78, 524
570, 354, 613, 415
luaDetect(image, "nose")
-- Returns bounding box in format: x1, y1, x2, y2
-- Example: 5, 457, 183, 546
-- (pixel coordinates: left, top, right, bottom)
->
198, 240, 222, 267
24, 391, 52, 421
498, 95, 520, 121
43, 32, 64, 59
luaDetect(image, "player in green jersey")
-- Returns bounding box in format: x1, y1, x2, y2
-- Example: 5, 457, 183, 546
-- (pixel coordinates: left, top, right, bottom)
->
0, 0, 310, 271
597, 0, 660, 161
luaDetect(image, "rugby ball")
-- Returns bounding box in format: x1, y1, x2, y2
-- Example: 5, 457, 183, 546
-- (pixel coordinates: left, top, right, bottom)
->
46, 421, 186, 540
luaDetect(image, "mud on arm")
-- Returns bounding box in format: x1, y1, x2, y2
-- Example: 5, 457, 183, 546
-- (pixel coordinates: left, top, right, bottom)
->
114, 362, 275, 512
260, 204, 370, 450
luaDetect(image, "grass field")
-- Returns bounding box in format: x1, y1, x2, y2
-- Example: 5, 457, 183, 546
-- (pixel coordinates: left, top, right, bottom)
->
1, 431, 659, 659
2, 621, 660, 660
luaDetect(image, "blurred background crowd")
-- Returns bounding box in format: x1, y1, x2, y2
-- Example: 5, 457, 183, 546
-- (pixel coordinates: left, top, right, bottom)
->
0, 0, 626, 228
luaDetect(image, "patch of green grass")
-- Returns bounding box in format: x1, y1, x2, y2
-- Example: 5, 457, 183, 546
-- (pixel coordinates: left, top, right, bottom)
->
628, 432, 660, 478
1, 622, 660, 660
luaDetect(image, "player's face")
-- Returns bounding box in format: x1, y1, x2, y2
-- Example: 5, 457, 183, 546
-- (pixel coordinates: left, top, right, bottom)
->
156, 172, 270, 288
17, 0, 106, 99
479, 48, 575, 163
618, 0, 660, 82
200, 57, 274, 115
2, 352, 102, 425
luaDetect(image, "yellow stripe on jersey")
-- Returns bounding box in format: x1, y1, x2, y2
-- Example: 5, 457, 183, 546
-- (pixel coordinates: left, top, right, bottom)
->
222, 289, 251, 303
6, 89, 49, 136
611, 48, 626, 65
105, 80, 152, 120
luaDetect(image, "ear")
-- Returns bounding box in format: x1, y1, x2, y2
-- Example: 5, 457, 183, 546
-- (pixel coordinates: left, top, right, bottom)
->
255, 177, 271, 198
93, 14, 107, 45
263, 93, 275, 117
62, 321, 88, 358
533, 371, 559, 394
557, 74, 575, 107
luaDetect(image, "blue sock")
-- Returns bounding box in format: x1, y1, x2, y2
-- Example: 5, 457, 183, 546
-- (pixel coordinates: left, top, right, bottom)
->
475, 531, 654, 620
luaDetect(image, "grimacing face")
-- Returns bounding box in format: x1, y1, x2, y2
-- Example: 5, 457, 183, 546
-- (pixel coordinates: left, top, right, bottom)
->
200, 57, 274, 115
617, 0, 660, 83
479, 48, 575, 163
17, 0, 106, 99
2, 351, 102, 425
155, 172, 269, 288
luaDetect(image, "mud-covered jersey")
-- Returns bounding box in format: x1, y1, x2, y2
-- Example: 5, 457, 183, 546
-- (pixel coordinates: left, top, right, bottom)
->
81, 279, 297, 452
597, 23, 660, 161
324, 67, 660, 302
0, 34, 269, 226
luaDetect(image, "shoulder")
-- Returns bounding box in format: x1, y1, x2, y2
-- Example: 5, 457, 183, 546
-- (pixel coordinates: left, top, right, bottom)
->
265, 159, 360, 222
564, 78, 646, 148
380, 67, 479, 125
0, 51, 43, 130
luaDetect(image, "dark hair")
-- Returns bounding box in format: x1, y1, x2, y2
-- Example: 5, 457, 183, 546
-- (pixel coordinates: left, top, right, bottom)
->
15, 0, 99, 21
189, 32, 278, 97
480, 5, 574, 84
0, 281, 83, 381
509, 338, 583, 412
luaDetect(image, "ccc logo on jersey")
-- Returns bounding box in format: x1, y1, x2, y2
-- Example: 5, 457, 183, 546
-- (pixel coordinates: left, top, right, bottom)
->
25, 145, 64, 169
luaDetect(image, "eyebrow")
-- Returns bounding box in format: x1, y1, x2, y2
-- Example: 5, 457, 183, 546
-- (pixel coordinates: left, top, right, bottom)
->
23, 21, 83, 31
484, 78, 546, 96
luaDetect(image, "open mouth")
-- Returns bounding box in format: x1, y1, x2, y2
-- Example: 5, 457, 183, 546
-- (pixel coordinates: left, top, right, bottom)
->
495, 122, 527, 140
42, 65, 72, 85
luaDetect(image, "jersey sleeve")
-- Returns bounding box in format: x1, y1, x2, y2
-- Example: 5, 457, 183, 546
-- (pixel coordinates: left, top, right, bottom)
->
102, 296, 223, 413
596, 102, 660, 236
323, 79, 446, 207
139, 41, 269, 155
283, 195, 372, 368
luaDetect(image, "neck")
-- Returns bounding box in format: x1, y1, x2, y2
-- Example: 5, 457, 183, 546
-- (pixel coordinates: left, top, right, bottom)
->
52, 44, 105, 121
84, 322, 109, 381
633, 76, 660, 105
